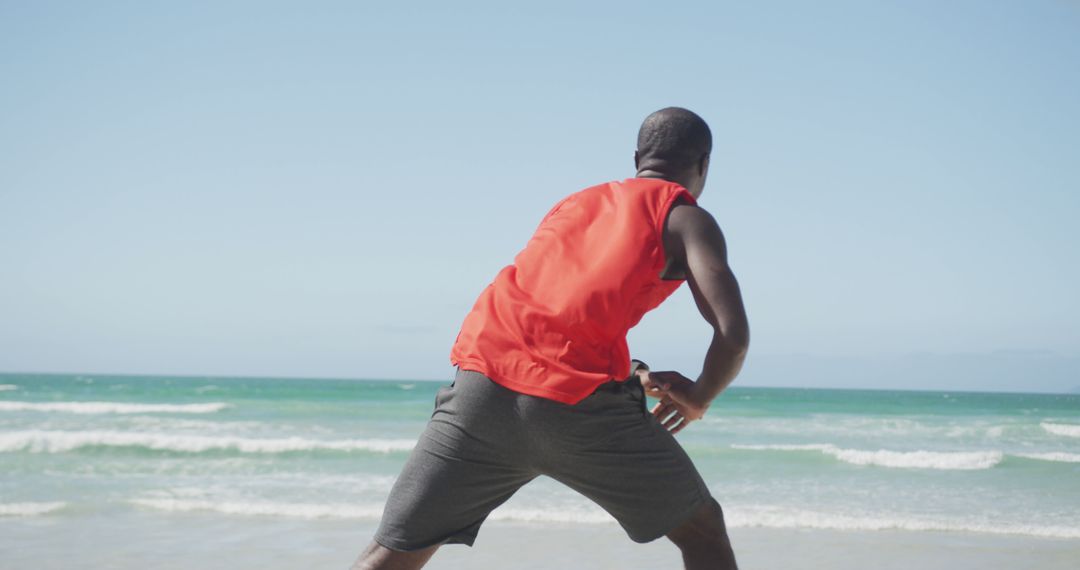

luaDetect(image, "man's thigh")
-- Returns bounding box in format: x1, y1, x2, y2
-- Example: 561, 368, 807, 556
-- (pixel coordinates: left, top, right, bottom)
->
535, 378, 712, 543
374, 375, 537, 551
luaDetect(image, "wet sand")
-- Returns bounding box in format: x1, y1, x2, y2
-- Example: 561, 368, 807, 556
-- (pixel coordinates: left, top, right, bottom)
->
5, 512, 1079, 569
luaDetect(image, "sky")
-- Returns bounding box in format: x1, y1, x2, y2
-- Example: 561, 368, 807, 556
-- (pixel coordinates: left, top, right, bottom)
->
1, 1, 1078, 392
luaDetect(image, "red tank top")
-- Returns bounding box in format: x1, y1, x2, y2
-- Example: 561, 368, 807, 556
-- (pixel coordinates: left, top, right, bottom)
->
449, 178, 696, 404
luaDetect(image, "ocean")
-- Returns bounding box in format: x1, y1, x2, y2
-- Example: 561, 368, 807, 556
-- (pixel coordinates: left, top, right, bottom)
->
2, 372, 1078, 569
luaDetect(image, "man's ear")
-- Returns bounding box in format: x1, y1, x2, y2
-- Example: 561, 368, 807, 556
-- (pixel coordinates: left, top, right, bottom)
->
698, 154, 710, 176
634, 150, 641, 170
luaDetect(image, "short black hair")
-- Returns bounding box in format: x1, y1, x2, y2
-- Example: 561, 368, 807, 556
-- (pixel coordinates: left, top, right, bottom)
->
636, 107, 712, 171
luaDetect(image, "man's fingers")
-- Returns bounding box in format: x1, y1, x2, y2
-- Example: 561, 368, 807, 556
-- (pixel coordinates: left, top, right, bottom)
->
654, 406, 674, 423
651, 398, 696, 434
643, 382, 670, 398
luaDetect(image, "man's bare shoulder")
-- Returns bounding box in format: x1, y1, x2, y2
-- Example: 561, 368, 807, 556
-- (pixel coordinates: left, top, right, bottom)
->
666, 199, 722, 239
661, 199, 726, 279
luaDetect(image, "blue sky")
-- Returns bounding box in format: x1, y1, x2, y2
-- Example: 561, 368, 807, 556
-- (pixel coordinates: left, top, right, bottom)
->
2, 1, 1078, 391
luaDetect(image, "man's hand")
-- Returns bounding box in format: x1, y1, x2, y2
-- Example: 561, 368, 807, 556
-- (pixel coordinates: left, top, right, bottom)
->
639, 370, 710, 434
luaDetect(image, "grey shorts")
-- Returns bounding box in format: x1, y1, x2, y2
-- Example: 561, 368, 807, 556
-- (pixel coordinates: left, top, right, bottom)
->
373, 368, 712, 551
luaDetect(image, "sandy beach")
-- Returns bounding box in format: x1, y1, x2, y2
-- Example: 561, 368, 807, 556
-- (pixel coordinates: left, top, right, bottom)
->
5, 512, 1079, 569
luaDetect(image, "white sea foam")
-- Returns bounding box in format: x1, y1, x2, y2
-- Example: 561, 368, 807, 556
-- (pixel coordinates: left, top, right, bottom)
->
0, 502, 66, 517
944, 424, 1006, 439
828, 448, 1003, 470
1015, 452, 1080, 463
0, 430, 416, 454
727, 505, 1080, 539
721, 417, 1028, 444
127, 497, 1080, 538
0, 401, 232, 414
131, 498, 615, 524
731, 443, 835, 452
264, 474, 397, 491
0, 384, 17, 392
131, 498, 385, 519
731, 443, 1003, 470
1042, 422, 1080, 438
489, 507, 614, 524
122, 416, 264, 434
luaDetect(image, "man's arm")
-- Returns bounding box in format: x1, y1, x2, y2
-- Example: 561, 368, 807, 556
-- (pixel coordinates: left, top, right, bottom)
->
643, 202, 750, 432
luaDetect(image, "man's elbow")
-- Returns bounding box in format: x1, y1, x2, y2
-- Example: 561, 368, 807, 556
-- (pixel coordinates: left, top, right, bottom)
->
715, 326, 750, 357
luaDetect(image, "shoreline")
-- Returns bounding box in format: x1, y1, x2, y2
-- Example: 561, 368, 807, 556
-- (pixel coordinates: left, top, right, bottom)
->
5, 512, 1079, 569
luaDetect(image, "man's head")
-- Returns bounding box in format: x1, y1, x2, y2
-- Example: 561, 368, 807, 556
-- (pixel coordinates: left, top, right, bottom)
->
634, 107, 712, 198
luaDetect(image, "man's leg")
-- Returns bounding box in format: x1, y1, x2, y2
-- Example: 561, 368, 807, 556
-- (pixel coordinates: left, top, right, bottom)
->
351, 541, 439, 570
355, 371, 536, 566
530, 376, 735, 568
665, 498, 737, 570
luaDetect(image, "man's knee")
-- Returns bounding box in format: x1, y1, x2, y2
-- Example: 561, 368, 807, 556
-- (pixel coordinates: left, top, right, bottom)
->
351, 540, 439, 570
666, 498, 732, 549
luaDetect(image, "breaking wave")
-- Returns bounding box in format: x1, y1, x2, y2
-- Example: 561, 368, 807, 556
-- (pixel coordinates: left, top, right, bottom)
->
1015, 452, 1080, 463
731, 443, 834, 452
731, 444, 1003, 470
0, 430, 416, 454
127, 498, 1080, 538
487, 507, 613, 524
131, 499, 385, 519
0, 502, 66, 517
727, 505, 1080, 539
0, 384, 17, 392
130, 498, 614, 524
1041, 422, 1080, 438
0, 401, 231, 414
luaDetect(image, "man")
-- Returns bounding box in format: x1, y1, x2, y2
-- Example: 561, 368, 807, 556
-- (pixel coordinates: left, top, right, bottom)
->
354, 107, 749, 570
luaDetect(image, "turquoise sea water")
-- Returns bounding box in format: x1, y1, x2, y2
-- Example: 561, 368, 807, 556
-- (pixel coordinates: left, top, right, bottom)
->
1, 372, 1079, 555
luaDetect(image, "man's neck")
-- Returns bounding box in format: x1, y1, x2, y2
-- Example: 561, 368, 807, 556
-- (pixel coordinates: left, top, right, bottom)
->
636, 169, 689, 190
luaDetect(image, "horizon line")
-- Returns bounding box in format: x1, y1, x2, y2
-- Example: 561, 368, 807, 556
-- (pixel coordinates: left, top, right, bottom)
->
1, 369, 1076, 397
